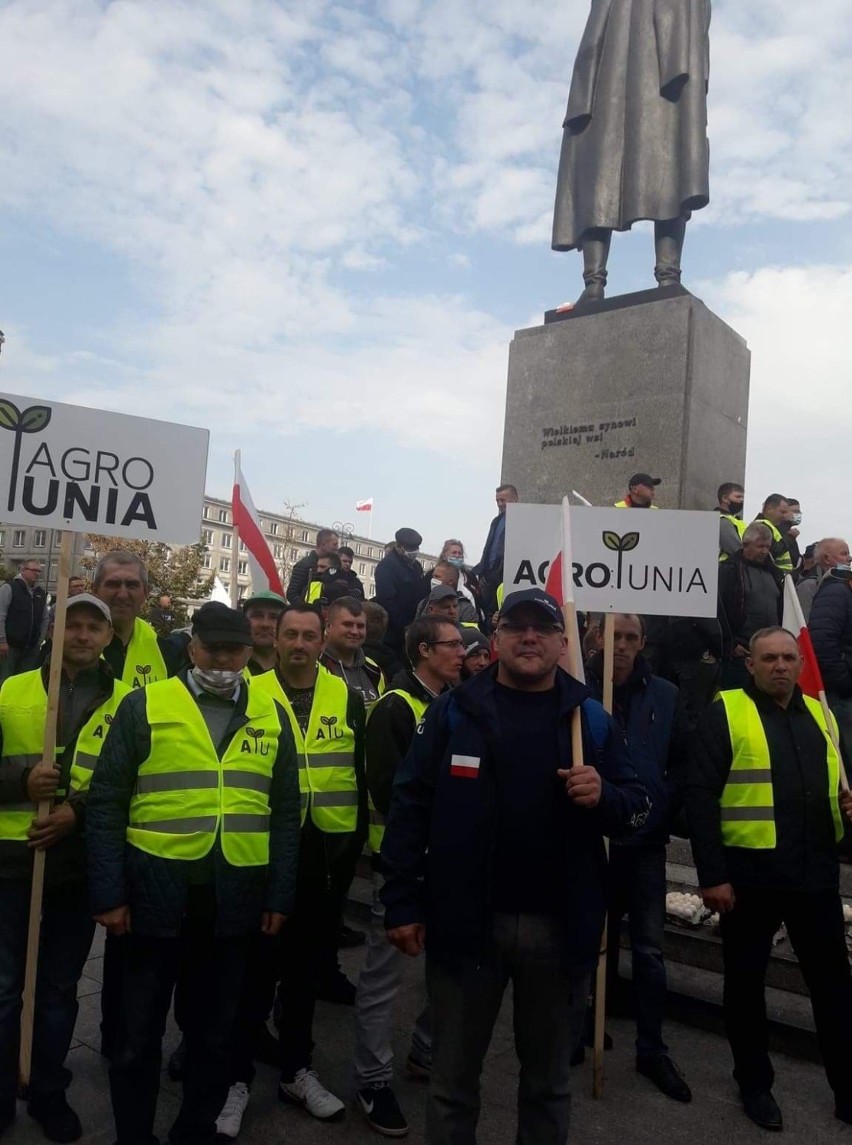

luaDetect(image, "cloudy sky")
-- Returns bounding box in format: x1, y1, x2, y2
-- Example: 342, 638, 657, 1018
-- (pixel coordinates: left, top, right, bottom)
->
0, 0, 850, 557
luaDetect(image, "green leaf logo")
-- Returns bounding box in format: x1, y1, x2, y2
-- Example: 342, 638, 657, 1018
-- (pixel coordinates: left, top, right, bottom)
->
0, 399, 20, 430
1, 400, 54, 512
602, 531, 621, 551
621, 532, 640, 552
20, 405, 51, 432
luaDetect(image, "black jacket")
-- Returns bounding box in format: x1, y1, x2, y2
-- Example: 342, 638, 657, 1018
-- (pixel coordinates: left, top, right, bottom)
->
374, 550, 428, 655
288, 551, 318, 601
718, 550, 784, 654
685, 679, 846, 893
338, 569, 365, 600
380, 664, 649, 972
4, 577, 47, 650
86, 673, 302, 937
0, 660, 119, 886
810, 571, 852, 698
587, 653, 689, 846
473, 514, 505, 585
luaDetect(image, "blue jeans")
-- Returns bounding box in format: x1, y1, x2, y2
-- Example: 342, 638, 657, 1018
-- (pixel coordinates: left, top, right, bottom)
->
606, 844, 669, 1059
0, 879, 95, 1110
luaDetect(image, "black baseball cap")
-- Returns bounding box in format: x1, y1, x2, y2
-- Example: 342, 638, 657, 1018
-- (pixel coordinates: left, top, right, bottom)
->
500, 588, 565, 630
191, 602, 253, 646
628, 473, 661, 488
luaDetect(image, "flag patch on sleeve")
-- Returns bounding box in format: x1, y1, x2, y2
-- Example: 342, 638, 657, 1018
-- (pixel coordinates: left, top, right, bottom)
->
450, 755, 480, 779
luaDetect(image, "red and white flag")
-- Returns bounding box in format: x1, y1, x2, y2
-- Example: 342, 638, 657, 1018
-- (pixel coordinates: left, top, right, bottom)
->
544, 495, 585, 684
782, 575, 824, 699
231, 453, 285, 598
450, 754, 480, 779
355, 498, 374, 512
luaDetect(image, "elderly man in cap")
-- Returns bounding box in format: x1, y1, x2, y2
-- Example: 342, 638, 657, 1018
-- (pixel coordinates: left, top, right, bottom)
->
0, 593, 130, 1143
87, 602, 301, 1145
374, 529, 428, 660
381, 588, 648, 1144
615, 473, 661, 509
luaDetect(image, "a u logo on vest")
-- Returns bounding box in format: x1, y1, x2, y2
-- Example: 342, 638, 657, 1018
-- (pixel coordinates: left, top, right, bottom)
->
243, 727, 270, 755
319, 714, 344, 741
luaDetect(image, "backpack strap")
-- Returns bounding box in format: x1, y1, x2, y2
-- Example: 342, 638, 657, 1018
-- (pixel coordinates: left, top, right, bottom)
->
580, 698, 610, 766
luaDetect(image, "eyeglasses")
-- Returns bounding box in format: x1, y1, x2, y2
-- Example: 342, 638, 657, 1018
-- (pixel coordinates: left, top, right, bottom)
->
497, 622, 564, 637
425, 639, 465, 650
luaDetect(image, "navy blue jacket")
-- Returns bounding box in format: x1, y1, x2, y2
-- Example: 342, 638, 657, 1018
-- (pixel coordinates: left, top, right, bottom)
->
380, 664, 649, 973
374, 550, 428, 656
810, 571, 852, 698
587, 653, 688, 846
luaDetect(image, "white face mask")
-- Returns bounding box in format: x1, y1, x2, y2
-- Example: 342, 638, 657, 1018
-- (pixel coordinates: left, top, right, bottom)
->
191, 666, 242, 697
791, 512, 802, 526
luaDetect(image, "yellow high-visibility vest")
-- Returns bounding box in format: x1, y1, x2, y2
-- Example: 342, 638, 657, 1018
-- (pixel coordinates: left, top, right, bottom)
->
718, 689, 844, 849
614, 500, 659, 509
253, 664, 358, 834
120, 618, 169, 689
305, 582, 322, 604
127, 677, 281, 866
366, 688, 429, 853
719, 514, 748, 562
0, 668, 131, 843
753, 518, 794, 573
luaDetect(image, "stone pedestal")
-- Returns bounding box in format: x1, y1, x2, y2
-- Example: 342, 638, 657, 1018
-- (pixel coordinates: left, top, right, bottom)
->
501, 286, 750, 509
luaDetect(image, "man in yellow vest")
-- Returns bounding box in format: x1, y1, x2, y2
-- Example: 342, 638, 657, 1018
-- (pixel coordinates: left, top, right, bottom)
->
716, 481, 747, 562
614, 472, 661, 509
252, 601, 366, 1123
354, 615, 464, 1137
92, 549, 189, 1061
753, 495, 794, 575
86, 602, 301, 1145
0, 593, 129, 1143
686, 627, 852, 1132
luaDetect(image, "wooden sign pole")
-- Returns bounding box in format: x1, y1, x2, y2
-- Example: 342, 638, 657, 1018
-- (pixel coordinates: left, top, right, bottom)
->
19, 530, 73, 1087
592, 612, 615, 1099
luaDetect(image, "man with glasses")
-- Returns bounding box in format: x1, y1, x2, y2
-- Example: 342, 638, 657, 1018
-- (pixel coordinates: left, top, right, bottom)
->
381, 588, 648, 1144
354, 616, 464, 1136
0, 561, 48, 681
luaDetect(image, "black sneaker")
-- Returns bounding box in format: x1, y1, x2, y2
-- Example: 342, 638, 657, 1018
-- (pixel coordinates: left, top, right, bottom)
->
27, 1093, 82, 1143
338, 924, 366, 949
636, 1055, 692, 1103
167, 1037, 186, 1082
741, 1089, 783, 1131
357, 1086, 409, 1138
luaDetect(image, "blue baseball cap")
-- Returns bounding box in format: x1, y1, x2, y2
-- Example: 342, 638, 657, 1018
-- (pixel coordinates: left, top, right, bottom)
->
500, 588, 565, 629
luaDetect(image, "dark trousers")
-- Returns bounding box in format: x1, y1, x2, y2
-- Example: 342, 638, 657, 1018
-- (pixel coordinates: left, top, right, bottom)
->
0, 880, 94, 1112
605, 844, 669, 1059
230, 931, 281, 1085
103, 936, 192, 1054
672, 658, 720, 729
108, 888, 251, 1145
276, 824, 355, 1080
720, 885, 852, 1103
426, 914, 589, 1145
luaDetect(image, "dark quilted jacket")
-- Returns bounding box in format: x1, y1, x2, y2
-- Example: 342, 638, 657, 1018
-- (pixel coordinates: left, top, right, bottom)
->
86, 674, 302, 937
810, 572, 852, 698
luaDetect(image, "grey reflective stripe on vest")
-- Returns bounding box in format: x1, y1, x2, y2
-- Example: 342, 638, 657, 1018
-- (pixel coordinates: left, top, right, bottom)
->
223, 772, 272, 794
3, 801, 35, 812
312, 790, 358, 808
135, 771, 219, 794
1, 753, 42, 769
306, 752, 355, 769
222, 813, 270, 832
131, 816, 218, 833
720, 807, 774, 821
723, 769, 772, 785
73, 752, 98, 772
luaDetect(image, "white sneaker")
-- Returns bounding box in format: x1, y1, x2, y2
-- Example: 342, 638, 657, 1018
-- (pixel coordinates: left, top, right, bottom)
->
216, 1082, 250, 1138
278, 1069, 345, 1121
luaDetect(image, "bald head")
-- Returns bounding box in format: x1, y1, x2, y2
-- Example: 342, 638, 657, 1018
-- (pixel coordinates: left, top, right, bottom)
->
815, 538, 850, 572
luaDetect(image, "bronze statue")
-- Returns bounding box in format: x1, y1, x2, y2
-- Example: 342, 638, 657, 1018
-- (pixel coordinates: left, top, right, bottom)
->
552, 0, 711, 305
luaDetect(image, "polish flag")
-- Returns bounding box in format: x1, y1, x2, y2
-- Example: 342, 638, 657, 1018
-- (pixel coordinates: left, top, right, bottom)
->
232, 454, 285, 597
355, 498, 374, 512
450, 754, 480, 779
782, 575, 824, 699
543, 496, 585, 684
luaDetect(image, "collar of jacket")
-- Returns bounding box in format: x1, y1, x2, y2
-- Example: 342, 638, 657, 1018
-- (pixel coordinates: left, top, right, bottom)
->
387, 667, 448, 703
40, 655, 117, 697
451, 660, 590, 725
587, 650, 651, 695
743, 675, 808, 714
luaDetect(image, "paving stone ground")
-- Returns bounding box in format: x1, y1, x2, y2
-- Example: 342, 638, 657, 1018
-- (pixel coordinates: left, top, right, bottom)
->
5, 925, 847, 1144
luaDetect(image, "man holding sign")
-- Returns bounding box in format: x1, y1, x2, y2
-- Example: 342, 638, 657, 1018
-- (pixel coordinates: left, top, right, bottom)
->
380, 589, 648, 1144
0, 593, 129, 1142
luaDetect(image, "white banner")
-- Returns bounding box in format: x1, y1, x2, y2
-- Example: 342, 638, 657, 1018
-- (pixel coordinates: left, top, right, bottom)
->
505, 504, 719, 618
0, 392, 209, 543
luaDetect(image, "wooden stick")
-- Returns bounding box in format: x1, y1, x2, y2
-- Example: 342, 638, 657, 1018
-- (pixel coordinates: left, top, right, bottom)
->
818, 688, 850, 793
19, 530, 73, 1088
562, 599, 585, 770
592, 612, 615, 1099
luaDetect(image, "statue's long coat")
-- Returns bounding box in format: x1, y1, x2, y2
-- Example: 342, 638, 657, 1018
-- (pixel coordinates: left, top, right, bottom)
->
552, 0, 711, 252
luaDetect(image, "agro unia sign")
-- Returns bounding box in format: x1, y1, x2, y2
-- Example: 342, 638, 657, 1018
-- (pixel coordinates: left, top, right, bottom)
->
0, 392, 209, 543
504, 504, 719, 618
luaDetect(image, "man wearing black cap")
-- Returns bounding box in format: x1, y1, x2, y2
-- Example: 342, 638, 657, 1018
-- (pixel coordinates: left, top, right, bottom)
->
86, 602, 301, 1145
243, 590, 288, 675
615, 473, 661, 509
374, 529, 428, 659
381, 588, 648, 1144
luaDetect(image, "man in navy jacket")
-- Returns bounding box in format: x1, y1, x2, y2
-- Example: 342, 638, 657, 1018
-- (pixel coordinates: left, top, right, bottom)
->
587, 614, 691, 1103
380, 589, 648, 1144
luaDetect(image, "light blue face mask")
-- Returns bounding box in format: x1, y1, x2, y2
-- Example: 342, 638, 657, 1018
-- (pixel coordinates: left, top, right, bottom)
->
447, 556, 465, 569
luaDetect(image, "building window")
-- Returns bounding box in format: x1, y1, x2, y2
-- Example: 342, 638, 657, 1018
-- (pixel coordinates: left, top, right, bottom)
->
359, 562, 366, 575
290, 548, 299, 562
239, 539, 247, 552
219, 557, 231, 573
269, 522, 279, 536
201, 553, 212, 569
218, 509, 228, 523
356, 544, 363, 555
0, 530, 4, 547
300, 530, 310, 543
201, 529, 213, 545
273, 545, 283, 560
203, 505, 212, 519
221, 532, 232, 548
238, 560, 248, 576
13, 530, 25, 548
33, 530, 46, 548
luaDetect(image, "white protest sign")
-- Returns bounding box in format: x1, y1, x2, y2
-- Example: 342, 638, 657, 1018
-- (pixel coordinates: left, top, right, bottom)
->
0, 392, 209, 543
505, 504, 719, 618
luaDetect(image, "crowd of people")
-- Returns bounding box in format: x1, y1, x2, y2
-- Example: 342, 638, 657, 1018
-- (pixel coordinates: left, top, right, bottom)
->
0, 474, 851, 1144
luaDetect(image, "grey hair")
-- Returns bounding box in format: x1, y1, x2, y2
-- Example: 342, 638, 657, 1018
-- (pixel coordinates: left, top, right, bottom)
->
93, 550, 149, 589
742, 522, 772, 545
